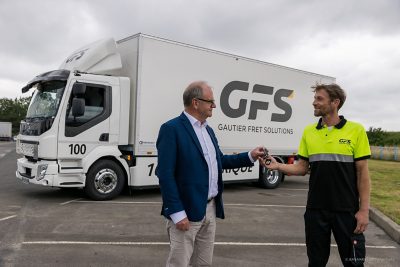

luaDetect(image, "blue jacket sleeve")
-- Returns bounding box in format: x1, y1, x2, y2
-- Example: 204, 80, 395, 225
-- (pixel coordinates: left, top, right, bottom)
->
155, 123, 184, 216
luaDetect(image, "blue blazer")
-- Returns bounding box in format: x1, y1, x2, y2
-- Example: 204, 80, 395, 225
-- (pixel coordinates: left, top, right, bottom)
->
156, 113, 253, 222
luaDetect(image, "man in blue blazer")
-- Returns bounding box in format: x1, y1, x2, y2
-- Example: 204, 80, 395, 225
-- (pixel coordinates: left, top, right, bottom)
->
156, 81, 265, 267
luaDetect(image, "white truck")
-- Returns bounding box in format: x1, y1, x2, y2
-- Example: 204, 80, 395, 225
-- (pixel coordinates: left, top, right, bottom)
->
16, 33, 335, 200
0, 122, 12, 141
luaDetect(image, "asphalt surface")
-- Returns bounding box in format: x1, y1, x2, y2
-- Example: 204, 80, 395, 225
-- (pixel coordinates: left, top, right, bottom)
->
0, 141, 399, 267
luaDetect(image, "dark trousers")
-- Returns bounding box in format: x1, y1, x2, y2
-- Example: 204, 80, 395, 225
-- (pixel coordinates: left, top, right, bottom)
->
304, 209, 366, 267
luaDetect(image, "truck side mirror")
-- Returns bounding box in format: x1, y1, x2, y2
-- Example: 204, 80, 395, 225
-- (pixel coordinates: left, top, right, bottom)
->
71, 82, 86, 118
72, 83, 86, 96
72, 98, 85, 117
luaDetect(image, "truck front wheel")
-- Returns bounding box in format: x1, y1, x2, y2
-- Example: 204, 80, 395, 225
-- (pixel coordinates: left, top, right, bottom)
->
84, 160, 126, 200
259, 164, 283, 189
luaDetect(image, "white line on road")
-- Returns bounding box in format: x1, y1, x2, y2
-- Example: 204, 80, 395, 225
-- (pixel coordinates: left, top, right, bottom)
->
64, 200, 305, 208
226, 203, 305, 208
281, 188, 308, 191
23, 241, 169, 245
65, 200, 162, 205
21, 241, 397, 249
0, 215, 17, 222
0, 149, 12, 157
59, 198, 85, 206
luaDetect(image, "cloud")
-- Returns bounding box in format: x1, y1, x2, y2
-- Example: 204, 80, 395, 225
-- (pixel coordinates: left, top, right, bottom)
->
261, 27, 400, 131
0, 0, 399, 130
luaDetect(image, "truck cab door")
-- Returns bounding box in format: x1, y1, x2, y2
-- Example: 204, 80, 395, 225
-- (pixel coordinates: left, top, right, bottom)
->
57, 76, 119, 178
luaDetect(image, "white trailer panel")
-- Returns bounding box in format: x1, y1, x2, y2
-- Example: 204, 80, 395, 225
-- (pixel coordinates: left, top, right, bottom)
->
117, 35, 335, 156
0, 122, 12, 140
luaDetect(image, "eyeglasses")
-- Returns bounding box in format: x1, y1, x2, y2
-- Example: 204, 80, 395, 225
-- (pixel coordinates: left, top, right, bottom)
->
196, 98, 216, 106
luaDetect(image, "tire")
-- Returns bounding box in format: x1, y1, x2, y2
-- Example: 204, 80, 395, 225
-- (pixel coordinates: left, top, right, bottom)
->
84, 160, 126, 200
259, 165, 282, 189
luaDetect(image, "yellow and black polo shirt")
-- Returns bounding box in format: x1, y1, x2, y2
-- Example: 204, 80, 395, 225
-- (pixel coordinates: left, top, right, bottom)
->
298, 116, 371, 212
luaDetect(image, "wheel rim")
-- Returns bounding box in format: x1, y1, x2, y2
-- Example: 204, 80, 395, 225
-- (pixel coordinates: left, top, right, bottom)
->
94, 168, 118, 194
265, 169, 279, 184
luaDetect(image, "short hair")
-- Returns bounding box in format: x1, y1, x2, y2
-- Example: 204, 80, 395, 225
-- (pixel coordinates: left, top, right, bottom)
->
312, 83, 347, 110
183, 81, 207, 107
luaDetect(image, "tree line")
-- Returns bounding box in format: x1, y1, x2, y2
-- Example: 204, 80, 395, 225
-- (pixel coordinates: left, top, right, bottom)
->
367, 127, 400, 146
1, 97, 399, 145
0, 97, 31, 135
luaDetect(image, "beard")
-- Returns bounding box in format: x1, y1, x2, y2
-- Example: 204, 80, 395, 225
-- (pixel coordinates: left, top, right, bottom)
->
314, 105, 332, 117
314, 109, 323, 117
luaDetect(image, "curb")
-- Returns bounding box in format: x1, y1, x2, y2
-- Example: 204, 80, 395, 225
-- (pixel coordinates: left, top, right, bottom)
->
369, 207, 400, 244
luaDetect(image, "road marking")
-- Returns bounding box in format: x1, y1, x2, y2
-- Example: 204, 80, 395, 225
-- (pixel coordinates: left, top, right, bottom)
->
23, 241, 169, 245
226, 204, 305, 208
0, 215, 17, 222
21, 241, 397, 249
281, 188, 308, 191
64, 200, 162, 205
63, 200, 305, 208
59, 198, 85, 206
0, 149, 12, 158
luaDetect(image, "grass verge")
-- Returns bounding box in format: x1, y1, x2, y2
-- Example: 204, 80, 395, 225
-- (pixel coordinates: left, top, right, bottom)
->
368, 159, 400, 225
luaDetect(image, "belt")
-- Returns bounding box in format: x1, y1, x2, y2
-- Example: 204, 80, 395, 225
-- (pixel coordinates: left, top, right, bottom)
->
207, 197, 214, 203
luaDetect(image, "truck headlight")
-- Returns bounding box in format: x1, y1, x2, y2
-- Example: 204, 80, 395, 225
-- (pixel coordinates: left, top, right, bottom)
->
37, 164, 48, 181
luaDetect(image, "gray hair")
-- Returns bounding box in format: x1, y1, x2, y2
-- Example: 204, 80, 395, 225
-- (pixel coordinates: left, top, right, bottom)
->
183, 81, 207, 107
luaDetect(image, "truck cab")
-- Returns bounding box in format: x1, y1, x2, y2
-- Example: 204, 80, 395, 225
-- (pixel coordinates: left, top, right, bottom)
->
16, 39, 131, 200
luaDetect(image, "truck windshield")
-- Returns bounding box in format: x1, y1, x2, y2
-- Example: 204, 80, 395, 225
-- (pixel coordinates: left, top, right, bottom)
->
26, 80, 66, 119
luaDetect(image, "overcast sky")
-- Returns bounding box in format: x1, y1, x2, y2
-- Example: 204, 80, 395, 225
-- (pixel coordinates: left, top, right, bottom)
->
1, 0, 399, 131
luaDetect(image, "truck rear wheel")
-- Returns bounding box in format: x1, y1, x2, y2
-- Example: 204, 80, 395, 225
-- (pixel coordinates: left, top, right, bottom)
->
259, 165, 282, 189
84, 160, 125, 200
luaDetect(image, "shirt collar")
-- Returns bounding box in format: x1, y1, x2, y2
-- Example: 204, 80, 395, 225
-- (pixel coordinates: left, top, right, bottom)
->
316, 115, 347, 129
184, 111, 208, 127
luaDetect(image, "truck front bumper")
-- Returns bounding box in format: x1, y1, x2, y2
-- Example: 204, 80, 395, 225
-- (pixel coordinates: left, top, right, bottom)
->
16, 157, 85, 187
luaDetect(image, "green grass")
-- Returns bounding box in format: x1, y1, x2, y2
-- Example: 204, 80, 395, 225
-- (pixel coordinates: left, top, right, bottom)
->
368, 159, 400, 225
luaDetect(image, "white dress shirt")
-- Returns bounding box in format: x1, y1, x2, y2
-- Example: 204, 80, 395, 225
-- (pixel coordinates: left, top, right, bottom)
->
185, 111, 219, 200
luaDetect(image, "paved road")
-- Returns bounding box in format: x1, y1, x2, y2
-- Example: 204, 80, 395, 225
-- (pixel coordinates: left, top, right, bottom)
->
0, 142, 399, 266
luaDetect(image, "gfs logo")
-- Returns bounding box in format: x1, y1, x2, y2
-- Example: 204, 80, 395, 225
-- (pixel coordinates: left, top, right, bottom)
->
339, 139, 351, 145
220, 81, 294, 122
